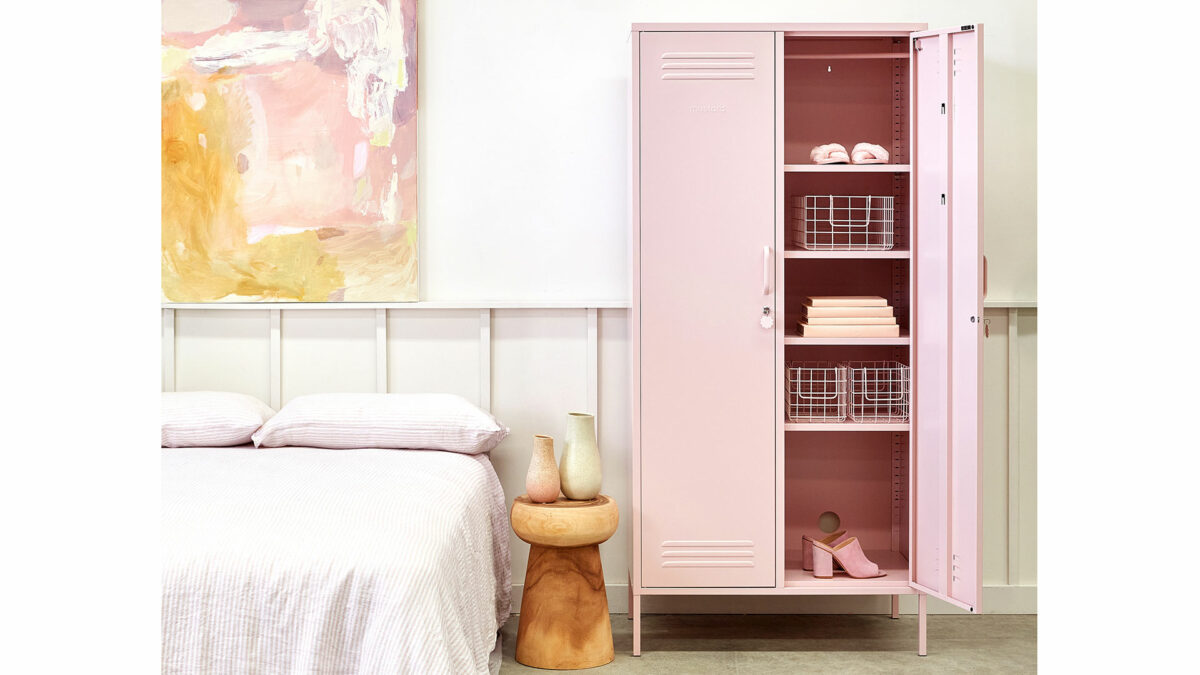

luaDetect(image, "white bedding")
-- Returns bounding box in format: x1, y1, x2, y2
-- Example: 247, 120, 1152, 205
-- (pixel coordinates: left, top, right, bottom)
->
162, 446, 511, 675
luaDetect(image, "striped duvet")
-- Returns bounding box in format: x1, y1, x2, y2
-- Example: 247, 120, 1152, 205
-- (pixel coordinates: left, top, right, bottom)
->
162, 446, 511, 674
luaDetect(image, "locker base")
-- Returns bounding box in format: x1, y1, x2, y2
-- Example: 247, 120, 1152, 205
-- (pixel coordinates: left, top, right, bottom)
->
627, 591, 932, 657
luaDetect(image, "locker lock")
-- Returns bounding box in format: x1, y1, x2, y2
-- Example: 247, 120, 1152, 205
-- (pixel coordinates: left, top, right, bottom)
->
760, 306, 774, 329
970, 316, 991, 337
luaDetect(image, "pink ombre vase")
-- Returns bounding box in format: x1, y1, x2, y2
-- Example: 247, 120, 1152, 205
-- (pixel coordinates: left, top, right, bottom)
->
525, 435, 561, 503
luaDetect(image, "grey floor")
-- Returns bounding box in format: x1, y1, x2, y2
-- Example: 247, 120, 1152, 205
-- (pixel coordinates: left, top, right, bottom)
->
500, 614, 1036, 673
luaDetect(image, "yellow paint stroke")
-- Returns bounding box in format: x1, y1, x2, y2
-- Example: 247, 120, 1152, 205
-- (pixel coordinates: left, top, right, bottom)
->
161, 74, 344, 301
161, 47, 190, 78
369, 125, 394, 148
321, 222, 418, 301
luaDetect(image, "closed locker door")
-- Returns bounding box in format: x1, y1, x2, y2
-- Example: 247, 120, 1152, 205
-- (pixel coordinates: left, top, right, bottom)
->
637, 31, 776, 588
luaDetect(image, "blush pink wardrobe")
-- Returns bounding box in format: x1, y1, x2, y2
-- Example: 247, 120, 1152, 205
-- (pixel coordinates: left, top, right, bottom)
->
630, 23, 984, 656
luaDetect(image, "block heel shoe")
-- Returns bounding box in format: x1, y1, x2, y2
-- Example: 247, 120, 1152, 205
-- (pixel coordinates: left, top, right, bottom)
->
801, 530, 846, 571
811, 537, 886, 579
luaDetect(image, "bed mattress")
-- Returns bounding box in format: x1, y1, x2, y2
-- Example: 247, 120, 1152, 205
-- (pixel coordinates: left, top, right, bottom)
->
162, 446, 511, 674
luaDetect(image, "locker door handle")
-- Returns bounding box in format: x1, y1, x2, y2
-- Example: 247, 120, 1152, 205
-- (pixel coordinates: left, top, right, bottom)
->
763, 245, 772, 295
983, 255, 988, 299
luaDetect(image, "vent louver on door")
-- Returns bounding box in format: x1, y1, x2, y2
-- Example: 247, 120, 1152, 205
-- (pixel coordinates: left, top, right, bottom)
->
660, 540, 756, 567
660, 51, 756, 80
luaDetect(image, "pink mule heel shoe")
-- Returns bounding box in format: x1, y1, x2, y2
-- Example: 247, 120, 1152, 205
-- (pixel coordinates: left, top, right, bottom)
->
801, 530, 846, 571
811, 537, 886, 579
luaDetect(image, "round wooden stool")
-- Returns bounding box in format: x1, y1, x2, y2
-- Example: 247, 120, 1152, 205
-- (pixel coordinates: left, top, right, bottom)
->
510, 495, 619, 670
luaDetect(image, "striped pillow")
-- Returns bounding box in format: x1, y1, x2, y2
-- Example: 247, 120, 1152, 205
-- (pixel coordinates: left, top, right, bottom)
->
251, 393, 510, 455
162, 392, 276, 448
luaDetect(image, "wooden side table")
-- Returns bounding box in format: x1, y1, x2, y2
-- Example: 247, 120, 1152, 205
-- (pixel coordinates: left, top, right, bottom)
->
510, 495, 619, 670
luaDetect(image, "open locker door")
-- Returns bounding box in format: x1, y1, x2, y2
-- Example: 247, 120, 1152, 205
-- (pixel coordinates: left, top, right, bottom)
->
910, 24, 984, 613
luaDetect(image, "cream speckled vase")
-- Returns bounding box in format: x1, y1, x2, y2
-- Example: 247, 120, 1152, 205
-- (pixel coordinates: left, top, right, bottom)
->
525, 435, 561, 503
559, 412, 602, 500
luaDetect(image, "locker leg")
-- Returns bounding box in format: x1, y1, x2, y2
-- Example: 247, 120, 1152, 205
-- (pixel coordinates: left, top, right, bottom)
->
891, 594, 900, 620
632, 592, 642, 656
627, 576, 633, 620
917, 594, 928, 656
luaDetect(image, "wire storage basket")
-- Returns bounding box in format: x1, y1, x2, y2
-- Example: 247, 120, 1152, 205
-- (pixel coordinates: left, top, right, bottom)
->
846, 361, 910, 422
792, 195, 894, 250
785, 361, 847, 422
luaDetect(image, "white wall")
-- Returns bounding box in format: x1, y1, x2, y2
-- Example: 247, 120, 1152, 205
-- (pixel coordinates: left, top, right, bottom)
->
163, 0, 1037, 614
418, 0, 1035, 304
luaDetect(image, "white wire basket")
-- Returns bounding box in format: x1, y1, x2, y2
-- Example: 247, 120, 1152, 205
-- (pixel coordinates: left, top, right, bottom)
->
846, 361, 910, 422
785, 361, 847, 422
792, 195, 894, 250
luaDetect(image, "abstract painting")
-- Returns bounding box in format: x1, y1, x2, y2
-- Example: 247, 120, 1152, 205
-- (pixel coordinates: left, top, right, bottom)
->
162, 0, 418, 302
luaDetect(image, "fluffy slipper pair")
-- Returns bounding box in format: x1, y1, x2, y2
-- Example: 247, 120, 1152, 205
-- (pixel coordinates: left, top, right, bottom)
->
809, 143, 890, 165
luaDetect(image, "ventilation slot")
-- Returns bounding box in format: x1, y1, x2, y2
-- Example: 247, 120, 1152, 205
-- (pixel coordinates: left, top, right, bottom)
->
660, 540, 756, 567
661, 52, 756, 80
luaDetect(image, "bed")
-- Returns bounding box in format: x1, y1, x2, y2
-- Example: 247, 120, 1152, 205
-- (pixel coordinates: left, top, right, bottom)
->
162, 445, 511, 674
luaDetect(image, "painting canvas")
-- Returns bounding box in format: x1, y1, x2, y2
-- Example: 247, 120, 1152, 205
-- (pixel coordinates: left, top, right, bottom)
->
161, 0, 418, 302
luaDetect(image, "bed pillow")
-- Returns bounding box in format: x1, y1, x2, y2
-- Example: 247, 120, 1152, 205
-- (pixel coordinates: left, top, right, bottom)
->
162, 391, 276, 448
251, 393, 510, 454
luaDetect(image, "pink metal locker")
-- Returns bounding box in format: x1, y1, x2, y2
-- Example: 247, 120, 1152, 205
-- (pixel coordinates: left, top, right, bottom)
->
631, 22, 984, 657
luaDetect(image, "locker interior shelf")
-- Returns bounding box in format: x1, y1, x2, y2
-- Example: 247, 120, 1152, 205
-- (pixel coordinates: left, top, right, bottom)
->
784, 329, 910, 346
784, 421, 910, 431
783, 164, 911, 173
782, 550, 911, 590
784, 53, 911, 60
785, 173, 910, 253
783, 250, 911, 259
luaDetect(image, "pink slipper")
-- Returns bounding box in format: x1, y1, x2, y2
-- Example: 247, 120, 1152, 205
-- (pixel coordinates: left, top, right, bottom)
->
801, 530, 846, 571
810, 143, 849, 164
850, 143, 890, 164
812, 536, 886, 579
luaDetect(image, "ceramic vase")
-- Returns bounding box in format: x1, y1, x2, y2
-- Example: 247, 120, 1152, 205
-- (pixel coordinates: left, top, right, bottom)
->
525, 435, 561, 503
559, 412, 602, 500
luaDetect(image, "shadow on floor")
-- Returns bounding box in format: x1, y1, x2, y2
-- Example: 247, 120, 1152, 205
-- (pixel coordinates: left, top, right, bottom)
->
499, 613, 1036, 674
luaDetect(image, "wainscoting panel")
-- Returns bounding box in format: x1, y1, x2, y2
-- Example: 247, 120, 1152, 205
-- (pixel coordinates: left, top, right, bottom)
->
386, 309, 481, 402
162, 304, 1035, 613
280, 310, 377, 403
597, 310, 633, 594
490, 309, 590, 585
1016, 309, 1038, 586
173, 310, 272, 404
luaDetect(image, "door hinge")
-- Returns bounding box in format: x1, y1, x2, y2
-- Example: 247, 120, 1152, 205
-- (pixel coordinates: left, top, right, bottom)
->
940, 102, 946, 115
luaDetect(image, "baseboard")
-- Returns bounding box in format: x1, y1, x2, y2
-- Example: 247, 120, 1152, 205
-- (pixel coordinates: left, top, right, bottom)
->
509, 583, 1036, 615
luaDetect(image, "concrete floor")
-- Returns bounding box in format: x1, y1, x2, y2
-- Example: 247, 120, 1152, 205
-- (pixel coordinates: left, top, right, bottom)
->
500, 614, 1036, 673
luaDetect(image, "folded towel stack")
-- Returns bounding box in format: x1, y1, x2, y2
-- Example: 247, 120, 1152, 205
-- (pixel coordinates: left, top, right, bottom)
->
798, 296, 900, 337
